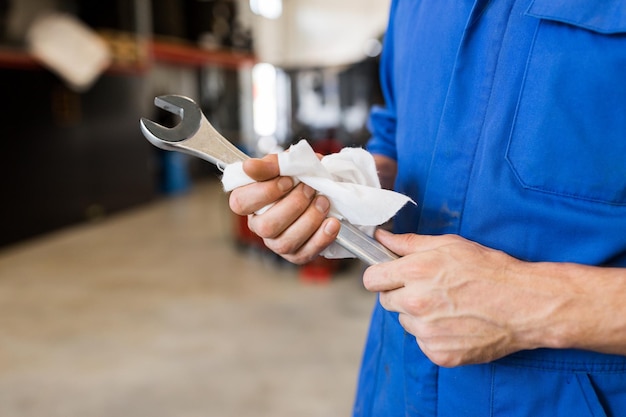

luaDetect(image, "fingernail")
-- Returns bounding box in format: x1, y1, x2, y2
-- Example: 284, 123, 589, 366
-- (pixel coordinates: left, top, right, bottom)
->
303, 185, 316, 199
315, 196, 330, 213
324, 219, 340, 236
277, 177, 293, 192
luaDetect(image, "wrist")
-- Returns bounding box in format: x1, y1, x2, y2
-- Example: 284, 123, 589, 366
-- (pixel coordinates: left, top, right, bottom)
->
513, 261, 626, 355
506, 261, 583, 352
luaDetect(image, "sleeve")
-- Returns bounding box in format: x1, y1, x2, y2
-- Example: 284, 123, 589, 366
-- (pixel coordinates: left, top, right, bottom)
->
365, 0, 398, 161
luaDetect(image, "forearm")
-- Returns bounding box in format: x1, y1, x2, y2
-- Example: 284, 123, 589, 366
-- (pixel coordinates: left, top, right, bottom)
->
514, 260, 626, 356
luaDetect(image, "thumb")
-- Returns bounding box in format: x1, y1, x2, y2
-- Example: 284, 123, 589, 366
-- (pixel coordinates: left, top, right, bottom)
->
242, 154, 280, 181
374, 229, 431, 257
373, 229, 414, 256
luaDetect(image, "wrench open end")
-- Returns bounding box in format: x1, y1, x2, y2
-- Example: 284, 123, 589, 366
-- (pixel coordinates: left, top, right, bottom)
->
140, 95, 202, 146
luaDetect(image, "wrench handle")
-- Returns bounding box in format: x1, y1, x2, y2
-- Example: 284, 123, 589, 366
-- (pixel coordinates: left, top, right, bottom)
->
336, 221, 398, 265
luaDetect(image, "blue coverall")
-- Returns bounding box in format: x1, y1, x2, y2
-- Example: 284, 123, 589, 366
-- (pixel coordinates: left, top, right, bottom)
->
355, 0, 626, 415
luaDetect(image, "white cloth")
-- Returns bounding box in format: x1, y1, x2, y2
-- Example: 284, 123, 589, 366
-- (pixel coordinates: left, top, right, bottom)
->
222, 140, 414, 258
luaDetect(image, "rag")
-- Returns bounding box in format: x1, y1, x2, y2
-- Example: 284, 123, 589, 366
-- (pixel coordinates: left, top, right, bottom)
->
221, 140, 414, 258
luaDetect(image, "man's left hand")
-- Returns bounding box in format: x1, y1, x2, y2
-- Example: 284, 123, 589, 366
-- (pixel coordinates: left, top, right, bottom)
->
363, 230, 561, 367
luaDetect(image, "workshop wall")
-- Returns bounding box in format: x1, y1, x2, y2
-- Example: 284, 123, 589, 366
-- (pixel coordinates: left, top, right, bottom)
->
0, 0, 386, 248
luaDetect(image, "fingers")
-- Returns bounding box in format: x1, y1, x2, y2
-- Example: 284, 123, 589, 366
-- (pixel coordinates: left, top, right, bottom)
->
248, 185, 324, 239
250, 190, 338, 262
228, 154, 292, 216
227, 152, 339, 264
363, 261, 406, 292
266, 217, 341, 264
377, 285, 421, 316
362, 231, 411, 293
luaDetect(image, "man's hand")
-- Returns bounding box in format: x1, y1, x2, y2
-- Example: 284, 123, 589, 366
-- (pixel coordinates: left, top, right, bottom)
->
228, 154, 340, 264
362, 230, 576, 367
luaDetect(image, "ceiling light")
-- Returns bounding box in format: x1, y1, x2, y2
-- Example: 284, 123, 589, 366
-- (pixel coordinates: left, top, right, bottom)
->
250, 0, 282, 19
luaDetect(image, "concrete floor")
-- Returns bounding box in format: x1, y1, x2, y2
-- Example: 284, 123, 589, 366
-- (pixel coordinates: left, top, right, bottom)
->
0, 180, 375, 417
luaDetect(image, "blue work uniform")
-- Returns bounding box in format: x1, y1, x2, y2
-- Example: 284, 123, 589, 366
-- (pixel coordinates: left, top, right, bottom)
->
356, 0, 626, 416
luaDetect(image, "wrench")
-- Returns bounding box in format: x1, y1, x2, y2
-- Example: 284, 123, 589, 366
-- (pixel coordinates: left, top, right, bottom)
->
140, 94, 398, 265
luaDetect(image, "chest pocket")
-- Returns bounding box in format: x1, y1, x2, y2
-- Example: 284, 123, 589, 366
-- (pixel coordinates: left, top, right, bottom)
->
505, 0, 626, 205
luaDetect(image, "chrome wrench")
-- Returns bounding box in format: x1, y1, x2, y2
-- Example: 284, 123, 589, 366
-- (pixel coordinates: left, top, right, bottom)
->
140, 94, 398, 265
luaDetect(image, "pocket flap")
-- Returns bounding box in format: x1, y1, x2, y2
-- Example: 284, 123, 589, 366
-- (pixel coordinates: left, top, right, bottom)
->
526, 0, 626, 34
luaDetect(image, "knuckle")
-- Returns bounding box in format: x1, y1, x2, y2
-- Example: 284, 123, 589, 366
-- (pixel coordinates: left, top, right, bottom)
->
404, 295, 430, 316
229, 192, 246, 215
261, 187, 279, 205
417, 333, 467, 368
429, 352, 458, 368
289, 191, 313, 214
270, 238, 321, 265
289, 252, 316, 266
378, 292, 392, 310
253, 221, 277, 239
440, 234, 466, 250
417, 340, 454, 367
246, 215, 260, 237
247, 215, 277, 239
271, 238, 300, 256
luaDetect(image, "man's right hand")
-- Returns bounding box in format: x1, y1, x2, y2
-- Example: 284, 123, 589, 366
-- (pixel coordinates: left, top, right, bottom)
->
228, 154, 341, 264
